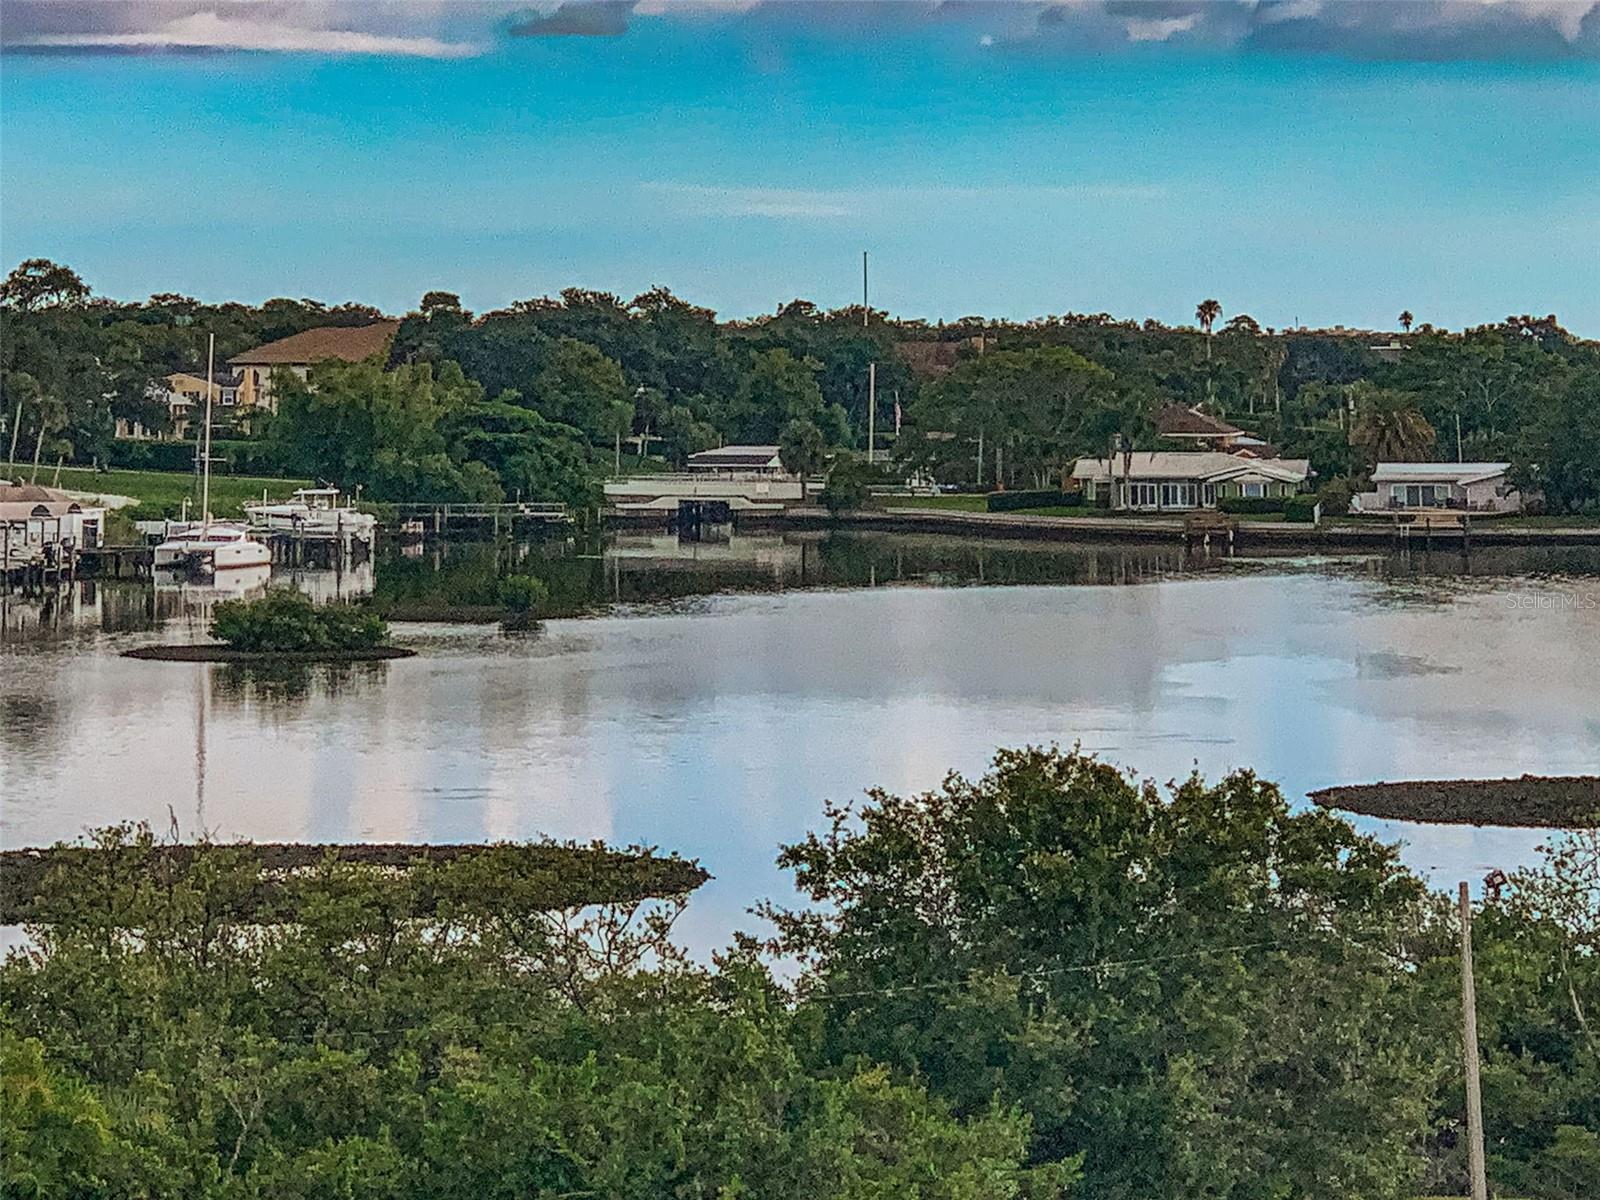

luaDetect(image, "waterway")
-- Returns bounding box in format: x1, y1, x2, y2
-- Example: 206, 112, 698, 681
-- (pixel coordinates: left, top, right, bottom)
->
3, 531, 1597, 955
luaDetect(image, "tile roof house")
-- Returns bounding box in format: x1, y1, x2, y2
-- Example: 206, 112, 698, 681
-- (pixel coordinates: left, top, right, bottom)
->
228, 321, 399, 413
1069, 451, 1312, 512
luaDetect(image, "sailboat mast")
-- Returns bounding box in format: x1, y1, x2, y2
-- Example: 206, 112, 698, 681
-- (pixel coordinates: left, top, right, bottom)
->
202, 333, 215, 523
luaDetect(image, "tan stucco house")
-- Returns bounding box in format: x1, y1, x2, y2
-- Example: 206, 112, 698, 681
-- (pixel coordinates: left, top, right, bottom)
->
228, 320, 399, 414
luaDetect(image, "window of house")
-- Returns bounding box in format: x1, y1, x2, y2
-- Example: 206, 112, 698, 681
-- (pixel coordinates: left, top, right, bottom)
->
1160, 482, 1196, 507
1129, 482, 1159, 507
1242, 482, 1264, 498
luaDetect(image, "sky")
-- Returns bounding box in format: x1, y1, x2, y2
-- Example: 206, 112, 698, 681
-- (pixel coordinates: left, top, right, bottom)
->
2, 1, 1598, 334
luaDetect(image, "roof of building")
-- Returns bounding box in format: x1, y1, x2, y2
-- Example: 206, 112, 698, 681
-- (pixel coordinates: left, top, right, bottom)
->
164, 371, 241, 400
1371, 462, 1510, 485
1070, 452, 1311, 484
229, 321, 399, 367
0, 482, 104, 519
1155, 405, 1244, 438
688, 445, 783, 467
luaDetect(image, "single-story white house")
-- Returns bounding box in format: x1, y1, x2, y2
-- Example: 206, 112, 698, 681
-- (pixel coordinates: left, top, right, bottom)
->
1354, 463, 1521, 514
1069, 452, 1312, 512
687, 445, 786, 475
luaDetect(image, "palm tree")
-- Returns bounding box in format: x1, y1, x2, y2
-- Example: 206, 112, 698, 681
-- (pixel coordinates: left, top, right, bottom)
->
1398, 310, 1414, 333
1350, 389, 1436, 465
1196, 299, 1222, 359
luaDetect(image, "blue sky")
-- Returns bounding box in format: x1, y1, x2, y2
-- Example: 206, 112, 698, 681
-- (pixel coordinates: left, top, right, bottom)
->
3, 2, 1598, 333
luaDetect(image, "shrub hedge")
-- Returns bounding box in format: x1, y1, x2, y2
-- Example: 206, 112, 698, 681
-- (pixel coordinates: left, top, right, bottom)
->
1216, 496, 1286, 516
104, 438, 291, 477
1284, 494, 1320, 523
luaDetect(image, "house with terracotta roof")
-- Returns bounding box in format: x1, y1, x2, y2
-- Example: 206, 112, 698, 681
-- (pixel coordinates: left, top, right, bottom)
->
228, 320, 399, 414
1155, 405, 1248, 447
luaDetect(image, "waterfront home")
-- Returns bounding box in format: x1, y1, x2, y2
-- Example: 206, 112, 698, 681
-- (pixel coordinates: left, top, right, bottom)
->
1354, 463, 1521, 514
1, 482, 107, 564
229, 320, 400, 414
117, 371, 243, 440
1069, 452, 1312, 511
608, 446, 803, 515
687, 445, 787, 475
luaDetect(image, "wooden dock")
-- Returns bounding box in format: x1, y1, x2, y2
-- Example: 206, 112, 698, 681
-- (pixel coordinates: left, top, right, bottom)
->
387, 501, 571, 537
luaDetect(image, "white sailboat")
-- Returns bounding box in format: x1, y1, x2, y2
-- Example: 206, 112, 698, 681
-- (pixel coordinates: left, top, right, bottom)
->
154, 334, 271, 575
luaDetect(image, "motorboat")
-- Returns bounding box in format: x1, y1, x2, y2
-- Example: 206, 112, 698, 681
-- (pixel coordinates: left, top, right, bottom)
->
154, 521, 272, 573
246, 487, 376, 544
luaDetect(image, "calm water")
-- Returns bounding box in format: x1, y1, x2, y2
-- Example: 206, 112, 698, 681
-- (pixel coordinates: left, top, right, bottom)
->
4, 532, 1598, 955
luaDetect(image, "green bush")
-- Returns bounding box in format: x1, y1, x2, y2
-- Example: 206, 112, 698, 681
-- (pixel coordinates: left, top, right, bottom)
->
103, 440, 198, 473
1217, 496, 1286, 516
1284, 494, 1320, 523
1316, 478, 1353, 517
987, 489, 1083, 512
210, 588, 388, 652
103, 438, 292, 477
821, 458, 871, 515
499, 574, 549, 614
121, 501, 174, 522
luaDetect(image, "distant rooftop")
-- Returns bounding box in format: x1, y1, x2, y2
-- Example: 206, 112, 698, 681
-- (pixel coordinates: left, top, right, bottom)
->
230, 321, 399, 367
688, 445, 783, 469
1371, 462, 1510, 484
1071, 452, 1311, 484
1156, 405, 1244, 438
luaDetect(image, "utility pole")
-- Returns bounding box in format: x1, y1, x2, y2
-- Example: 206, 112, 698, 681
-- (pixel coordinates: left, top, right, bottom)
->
864, 251, 875, 466
1456, 411, 1464, 464
1459, 881, 1489, 1200
201, 333, 215, 523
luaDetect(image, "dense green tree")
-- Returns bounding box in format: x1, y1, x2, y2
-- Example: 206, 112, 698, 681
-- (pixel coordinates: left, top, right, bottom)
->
0, 258, 89, 312
529, 336, 632, 445
724, 347, 824, 444
768, 747, 1440, 1199
269, 359, 492, 501
1514, 365, 1600, 512
778, 417, 827, 479
909, 347, 1114, 489
1, 825, 1062, 1200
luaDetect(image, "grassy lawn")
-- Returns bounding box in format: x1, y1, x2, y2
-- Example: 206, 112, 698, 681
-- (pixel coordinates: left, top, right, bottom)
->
43, 466, 309, 519
881, 494, 990, 512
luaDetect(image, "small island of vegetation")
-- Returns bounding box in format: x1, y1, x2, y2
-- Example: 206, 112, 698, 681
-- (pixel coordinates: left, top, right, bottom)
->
123, 588, 415, 663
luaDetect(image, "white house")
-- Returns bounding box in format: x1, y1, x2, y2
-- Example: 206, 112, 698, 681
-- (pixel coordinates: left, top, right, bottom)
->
1355, 463, 1521, 514
1069, 452, 1312, 512
607, 446, 803, 515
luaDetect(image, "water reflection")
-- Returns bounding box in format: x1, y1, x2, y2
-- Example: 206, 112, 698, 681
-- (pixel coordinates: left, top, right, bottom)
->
3, 530, 1598, 958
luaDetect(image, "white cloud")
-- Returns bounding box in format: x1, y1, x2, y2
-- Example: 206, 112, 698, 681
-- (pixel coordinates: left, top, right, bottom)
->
13, 9, 483, 58
1125, 14, 1201, 44
644, 180, 1167, 220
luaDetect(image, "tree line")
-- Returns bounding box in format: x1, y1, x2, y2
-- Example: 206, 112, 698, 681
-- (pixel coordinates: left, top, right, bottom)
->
5, 748, 1596, 1198
3, 259, 1597, 513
